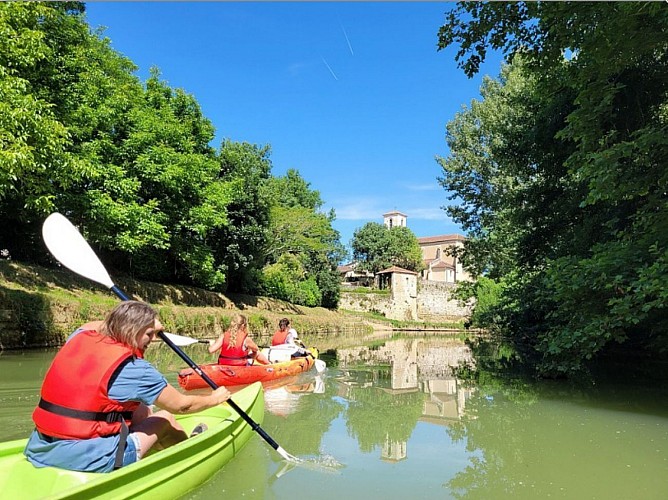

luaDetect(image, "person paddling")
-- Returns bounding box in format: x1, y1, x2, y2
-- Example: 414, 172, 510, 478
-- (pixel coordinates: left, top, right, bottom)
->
208, 314, 270, 366
24, 301, 231, 473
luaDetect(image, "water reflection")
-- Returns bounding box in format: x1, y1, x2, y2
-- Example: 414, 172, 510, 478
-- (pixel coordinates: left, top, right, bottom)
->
333, 337, 476, 464
2, 335, 668, 500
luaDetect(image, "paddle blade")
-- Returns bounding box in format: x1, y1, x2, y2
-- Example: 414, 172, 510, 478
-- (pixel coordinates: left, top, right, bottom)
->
162, 332, 206, 347
42, 213, 114, 289
315, 359, 327, 373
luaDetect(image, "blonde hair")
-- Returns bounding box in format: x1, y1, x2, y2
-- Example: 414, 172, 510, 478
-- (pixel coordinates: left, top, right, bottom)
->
226, 314, 248, 348
99, 301, 158, 350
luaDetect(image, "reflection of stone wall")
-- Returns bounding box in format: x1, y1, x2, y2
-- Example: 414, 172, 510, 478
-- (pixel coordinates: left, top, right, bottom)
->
336, 337, 476, 424
338, 338, 474, 388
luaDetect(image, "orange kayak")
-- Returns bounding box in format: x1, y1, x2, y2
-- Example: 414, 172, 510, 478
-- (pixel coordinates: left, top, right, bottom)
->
178, 351, 318, 390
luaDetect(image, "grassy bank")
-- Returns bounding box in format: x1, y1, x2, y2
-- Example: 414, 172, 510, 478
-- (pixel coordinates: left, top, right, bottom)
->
0, 260, 380, 350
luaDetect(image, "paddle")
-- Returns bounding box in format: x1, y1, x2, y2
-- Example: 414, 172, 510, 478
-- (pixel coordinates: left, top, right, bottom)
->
41, 212, 297, 463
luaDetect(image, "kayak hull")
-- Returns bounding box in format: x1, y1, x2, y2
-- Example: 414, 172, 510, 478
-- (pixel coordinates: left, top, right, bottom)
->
0, 382, 264, 500
178, 351, 317, 390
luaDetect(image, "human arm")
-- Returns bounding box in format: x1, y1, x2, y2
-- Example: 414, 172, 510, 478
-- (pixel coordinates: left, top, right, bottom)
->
244, 336, 261, 354
109, 357, 230, 414
154, 383, 231, 414
208, 333, 224, 354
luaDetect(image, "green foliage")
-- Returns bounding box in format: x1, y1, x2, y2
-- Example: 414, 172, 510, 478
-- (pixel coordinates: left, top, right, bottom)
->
0, 3, 341, 310
259, 254, 322, 307
261, 169, 344, 308
438, 2, 668, 376
456, 276, 504, 328
351, 223, 424, 274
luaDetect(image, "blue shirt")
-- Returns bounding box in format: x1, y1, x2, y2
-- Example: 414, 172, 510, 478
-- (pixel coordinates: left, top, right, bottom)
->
24, 333, 168, 472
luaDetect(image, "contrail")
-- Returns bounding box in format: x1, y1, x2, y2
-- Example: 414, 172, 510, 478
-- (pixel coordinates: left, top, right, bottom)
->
341, 24, 354, 56
321, 57, 339, 81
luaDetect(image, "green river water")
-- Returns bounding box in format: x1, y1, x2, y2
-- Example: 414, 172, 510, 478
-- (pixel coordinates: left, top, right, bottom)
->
1, 333, 667, 499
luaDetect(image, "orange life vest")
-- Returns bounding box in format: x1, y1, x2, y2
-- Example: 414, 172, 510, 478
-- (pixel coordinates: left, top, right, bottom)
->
32, 330, 142, 440
271, 329, 289, 346
218, 329, 250, 366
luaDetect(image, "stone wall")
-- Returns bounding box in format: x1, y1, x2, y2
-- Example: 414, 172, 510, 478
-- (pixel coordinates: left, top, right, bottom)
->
339, 291, 393, 317
340, 278, 471, 322
417, 280, 471, 321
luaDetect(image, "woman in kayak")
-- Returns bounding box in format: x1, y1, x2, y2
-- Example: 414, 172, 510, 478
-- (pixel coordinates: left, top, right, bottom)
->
271, 317, 302, 346
208, 313, 270, 366
24, 301, 231, 473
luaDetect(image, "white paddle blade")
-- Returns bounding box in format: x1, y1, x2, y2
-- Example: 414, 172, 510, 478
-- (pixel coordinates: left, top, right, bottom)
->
315, 359, 327, 373
42, 213, 115, 289
162, 332, 203, 347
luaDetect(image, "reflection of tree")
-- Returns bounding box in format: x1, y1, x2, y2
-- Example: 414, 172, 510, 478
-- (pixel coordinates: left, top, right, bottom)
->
445, 383, 538, 499
344, 371, 425, 453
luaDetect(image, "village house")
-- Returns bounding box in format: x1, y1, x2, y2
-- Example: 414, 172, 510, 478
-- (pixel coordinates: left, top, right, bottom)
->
383, 212, 470, 284
338, 211, 470, 286
338, 211, 473, 321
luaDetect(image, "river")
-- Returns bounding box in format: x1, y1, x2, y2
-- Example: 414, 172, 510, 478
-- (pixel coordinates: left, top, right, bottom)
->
1, 332, 667, 499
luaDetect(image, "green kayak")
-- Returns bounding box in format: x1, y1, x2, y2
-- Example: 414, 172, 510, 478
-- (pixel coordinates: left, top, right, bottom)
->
0, 382, 264, 500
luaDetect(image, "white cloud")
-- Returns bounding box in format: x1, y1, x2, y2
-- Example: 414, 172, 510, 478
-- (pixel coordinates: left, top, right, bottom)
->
326, 197, 385, 221
403, 182, 440, 192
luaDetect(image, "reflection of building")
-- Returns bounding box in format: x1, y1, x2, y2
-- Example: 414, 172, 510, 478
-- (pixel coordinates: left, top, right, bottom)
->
381, 436, 407, 463
337, 337, 475, 411
336, 337, 476, 463
420, 378, 473, 424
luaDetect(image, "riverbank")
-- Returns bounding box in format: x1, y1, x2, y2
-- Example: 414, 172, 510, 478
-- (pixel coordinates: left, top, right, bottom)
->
0, 260, 465, 350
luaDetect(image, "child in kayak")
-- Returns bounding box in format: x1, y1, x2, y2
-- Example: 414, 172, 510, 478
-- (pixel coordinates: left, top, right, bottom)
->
25, 301, 231, 473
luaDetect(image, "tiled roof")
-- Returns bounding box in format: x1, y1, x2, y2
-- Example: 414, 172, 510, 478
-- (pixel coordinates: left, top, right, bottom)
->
431, 261, 454, 270
376, 265, 418, 275
417, 234, 465, 245
383, 210, 407, 217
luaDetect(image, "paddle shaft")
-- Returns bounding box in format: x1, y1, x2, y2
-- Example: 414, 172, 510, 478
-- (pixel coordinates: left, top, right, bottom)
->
109, 287, 286, 454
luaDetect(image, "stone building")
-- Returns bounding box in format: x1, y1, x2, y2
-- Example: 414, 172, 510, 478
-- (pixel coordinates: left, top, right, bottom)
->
382, 210, 407, 230
375, 266, 418, 321
381, 211, 470, 283
417, 234, 470, 283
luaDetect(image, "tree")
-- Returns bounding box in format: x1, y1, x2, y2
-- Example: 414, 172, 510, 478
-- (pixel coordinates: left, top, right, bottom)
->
437, 2, 668, 375
213, 140, 272, 293
261, 170, 344, 308
352, 222, 424, 275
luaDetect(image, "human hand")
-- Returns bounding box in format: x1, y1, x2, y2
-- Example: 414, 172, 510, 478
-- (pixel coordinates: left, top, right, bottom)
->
211, 386, 231, 405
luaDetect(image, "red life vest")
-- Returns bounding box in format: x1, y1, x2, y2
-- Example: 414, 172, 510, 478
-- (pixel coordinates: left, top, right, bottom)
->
218, 329, 250, 366
271, 329, 289, 346
32, 330, 142, 440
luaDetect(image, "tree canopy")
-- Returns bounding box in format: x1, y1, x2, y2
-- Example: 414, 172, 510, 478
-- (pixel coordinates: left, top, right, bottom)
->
0, 2, 342, 308
351, 222, 424, 275
438, 2, 668, 375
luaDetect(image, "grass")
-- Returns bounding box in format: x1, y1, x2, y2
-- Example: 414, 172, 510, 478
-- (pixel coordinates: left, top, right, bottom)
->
0, 260, 469, 349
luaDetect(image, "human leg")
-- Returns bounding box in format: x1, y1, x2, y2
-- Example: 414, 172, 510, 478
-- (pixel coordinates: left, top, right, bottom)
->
130, 409, 188, 456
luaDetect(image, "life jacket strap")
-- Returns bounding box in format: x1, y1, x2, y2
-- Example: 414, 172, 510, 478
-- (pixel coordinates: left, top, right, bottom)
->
38, 398, 133, 423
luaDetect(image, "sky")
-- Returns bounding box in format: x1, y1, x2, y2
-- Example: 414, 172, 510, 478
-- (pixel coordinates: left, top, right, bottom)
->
84, 2, 504, 252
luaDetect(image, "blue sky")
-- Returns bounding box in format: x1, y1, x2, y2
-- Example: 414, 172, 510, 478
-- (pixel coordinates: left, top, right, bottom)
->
84, 2, 503, 252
